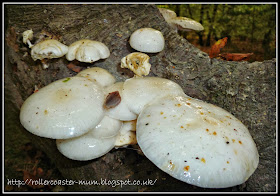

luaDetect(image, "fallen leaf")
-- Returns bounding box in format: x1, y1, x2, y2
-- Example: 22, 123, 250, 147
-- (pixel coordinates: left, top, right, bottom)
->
219, 53, 254, 61
67, 60, 82, 73
104, 91, 121, 109
209, 37, 228, 58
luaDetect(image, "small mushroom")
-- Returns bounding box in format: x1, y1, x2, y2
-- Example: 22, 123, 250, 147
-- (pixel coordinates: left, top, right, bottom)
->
122, 77, 185, 114
104, 82, 137, 121
158, 8, 204, 33
56, 116, 122, 161
158, 8, 177, 23
121, 52, 151, 77
129, 28, 165, 53
115, 120, 137, 148
170, 17, 204, 32
66, 39, 110, 63
31, 39, 69, 69
31, 39, 69, 60
76, 67, 116, 88
22, 29, 34, 48
20, 76, 105, 139
136, 95, 259, 188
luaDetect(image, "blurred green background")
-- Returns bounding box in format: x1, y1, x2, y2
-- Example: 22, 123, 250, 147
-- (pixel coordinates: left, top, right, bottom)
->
157, 4, 276, 62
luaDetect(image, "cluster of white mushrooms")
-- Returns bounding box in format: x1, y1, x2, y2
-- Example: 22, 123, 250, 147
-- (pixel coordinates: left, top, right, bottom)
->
19, 8, 259, 189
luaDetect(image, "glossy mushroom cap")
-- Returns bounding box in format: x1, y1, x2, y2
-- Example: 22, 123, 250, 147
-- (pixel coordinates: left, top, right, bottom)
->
31, 39, 69, 61
66, 39, 110, 63
170, 17, 204, 31
129, 28, 165, 53
20, 77, 105, 139
122, 77, 186, 114
104, 82, 137, 121
56, 116, 122, 161
158, 8, 204, 32
76, 67, 116, 88
136, 95, 259, 188
158, 8, 177, 22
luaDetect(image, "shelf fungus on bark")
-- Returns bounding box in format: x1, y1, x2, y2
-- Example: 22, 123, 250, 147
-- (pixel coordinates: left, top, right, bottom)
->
121, 52, 151, 77
19, 66, 259, 188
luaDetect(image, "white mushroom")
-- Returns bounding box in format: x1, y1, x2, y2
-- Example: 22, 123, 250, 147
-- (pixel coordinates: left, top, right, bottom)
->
31, 39, 69, 61
121, 52, 151, 77
136, 95, 259, 188
170, 17, 204, 32
56, 116, 122, 161
76, 67, 116, 88
66, 39, 110, 63
115, 120, 137, 148
103, 82, 137, 121
122, 77, 186, 114
30, 39, 69, 69
158, 8, 177, 23
158, 8, 204, 33
20, 76, 105, 139
22, 29, 34, 48
129, 28, 165, 53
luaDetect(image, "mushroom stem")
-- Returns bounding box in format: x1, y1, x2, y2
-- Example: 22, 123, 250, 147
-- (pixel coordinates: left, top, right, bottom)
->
41, 59, 49, 69
26, 39, 34, 48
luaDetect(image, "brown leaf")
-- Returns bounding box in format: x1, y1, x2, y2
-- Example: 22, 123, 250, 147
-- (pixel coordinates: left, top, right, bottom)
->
209, 37, 228, 58
104, 91, 121, 109
219, 53, 254, 61
67, 60, 82, 73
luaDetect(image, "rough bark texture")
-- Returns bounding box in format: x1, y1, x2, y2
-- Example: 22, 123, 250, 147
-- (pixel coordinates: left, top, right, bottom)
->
4, 4, 276, 192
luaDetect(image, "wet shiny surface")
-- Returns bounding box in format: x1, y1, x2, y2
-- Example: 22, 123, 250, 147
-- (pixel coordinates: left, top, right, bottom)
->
136, 95, 259, 188
20, 77, 105, 139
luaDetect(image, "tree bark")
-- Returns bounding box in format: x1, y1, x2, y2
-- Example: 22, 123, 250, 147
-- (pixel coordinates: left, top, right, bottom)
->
206, 4, 218, 46
4, 4, 276, 192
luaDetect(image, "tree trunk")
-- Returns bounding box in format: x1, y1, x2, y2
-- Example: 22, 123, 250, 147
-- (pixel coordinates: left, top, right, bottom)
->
198, 4, 205, 46
4, 4, 276, 192
206, 4, 218, 46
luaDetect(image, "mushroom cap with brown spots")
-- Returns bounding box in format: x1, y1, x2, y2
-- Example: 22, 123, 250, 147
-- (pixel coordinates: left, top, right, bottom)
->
20, 77, 105, 139
136, 95, 259, 188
